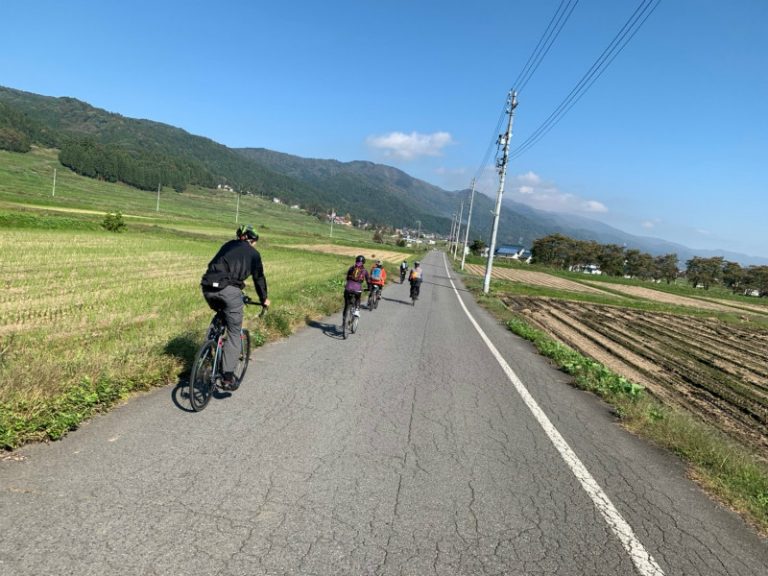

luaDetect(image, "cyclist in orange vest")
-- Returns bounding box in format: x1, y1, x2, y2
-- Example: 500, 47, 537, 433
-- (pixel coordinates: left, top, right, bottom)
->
368, 259, 387, 300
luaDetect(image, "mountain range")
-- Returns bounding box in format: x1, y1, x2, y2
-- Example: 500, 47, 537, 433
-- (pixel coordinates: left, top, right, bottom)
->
1, 85, 764, 266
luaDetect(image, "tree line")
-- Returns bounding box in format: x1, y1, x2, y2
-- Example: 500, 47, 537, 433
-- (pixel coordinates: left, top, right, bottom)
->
530, 234, 768, 296
58, 138, 217, 192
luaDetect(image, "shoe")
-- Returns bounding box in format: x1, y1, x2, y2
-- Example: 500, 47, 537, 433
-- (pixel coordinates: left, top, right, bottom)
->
220, 372, 237, 391
353, 309, 360, 317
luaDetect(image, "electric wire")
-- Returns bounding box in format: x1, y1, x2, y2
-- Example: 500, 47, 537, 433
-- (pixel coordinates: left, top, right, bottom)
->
509, 0, 661, 160
470, 0, 580, 191
471, 98, 508, 186
513, 0, 580, 95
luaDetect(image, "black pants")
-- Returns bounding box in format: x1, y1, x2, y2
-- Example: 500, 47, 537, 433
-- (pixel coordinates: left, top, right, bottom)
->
343, 290, 362, 319
409, 281, 421, 299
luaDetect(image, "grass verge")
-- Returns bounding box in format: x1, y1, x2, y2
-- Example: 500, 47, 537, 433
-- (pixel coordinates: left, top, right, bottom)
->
471, 285, 768, 535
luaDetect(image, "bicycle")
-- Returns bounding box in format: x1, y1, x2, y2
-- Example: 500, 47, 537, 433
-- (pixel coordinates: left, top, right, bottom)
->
189, 294, 266, 412
342, 291, 360, 339
399, 267, 407, 283
409, 282, 420, 306
367, 284, 382, 310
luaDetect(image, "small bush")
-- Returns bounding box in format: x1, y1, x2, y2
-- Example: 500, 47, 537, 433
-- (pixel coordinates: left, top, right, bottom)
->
102, 211, 126, 233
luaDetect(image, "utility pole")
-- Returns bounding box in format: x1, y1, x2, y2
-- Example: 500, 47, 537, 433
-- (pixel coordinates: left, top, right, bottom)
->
156, 182, 161, 212
51, 168, 56, 197
330, 208, 334, 238
483, 90, 518, 294
449, 212, 457, 254
460, 179, 476, 270
453, 197, 464, 261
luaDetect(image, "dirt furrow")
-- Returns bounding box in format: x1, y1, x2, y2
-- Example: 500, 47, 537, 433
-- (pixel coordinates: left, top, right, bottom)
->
504, 296, 768, 457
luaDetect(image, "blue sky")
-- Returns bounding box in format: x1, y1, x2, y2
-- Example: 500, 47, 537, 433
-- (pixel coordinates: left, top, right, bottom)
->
2, 1, 766, 258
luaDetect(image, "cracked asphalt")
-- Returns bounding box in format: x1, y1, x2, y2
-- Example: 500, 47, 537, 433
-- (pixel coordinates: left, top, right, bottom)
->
1, 251, 766, 575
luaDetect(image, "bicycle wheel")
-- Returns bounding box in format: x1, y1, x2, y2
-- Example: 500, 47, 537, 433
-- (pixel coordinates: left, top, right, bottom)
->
374, 290, 380, 309
233, 329, 251, 385
189, 340, 217, 411
342, 307, 349, 339
367, 291, 375, 310
351, 313, 359, 334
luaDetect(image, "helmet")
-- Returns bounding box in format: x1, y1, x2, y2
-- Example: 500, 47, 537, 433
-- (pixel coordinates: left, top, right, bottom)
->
414, 261, 420, 266
237, 224, 259, 241
375, 259, 382, 266
355, 255, 366, 264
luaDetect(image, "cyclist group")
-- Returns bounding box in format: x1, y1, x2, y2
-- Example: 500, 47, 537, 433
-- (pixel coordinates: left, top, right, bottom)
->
198, 225, 424, 393
343, 255, 423, 317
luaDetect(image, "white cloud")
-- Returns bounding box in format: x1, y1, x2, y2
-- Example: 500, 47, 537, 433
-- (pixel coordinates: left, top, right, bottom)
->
641, 218, 666, 230
518, 171, 541, 185
435, 166, 466, 176
581, 200, 607, 213
496, 171, 609, 215
366, 131, 454, 160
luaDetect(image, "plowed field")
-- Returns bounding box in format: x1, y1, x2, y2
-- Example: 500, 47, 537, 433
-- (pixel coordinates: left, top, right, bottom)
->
463, 264, 611, 295
503, 296, 768, 458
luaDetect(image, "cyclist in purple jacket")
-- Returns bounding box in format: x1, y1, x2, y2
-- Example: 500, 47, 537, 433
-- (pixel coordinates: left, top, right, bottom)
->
343, 255, 370, 321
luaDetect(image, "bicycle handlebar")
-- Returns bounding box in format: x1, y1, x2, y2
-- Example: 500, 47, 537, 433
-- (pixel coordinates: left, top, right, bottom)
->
242, 294, 269, 317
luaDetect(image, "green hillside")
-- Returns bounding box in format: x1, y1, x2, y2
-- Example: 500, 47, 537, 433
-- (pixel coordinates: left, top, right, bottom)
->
0, 85, 555, 243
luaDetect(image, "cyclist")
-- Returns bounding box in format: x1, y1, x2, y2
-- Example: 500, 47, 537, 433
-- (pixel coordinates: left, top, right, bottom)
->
200, 224, 270, 390
343, 255, 369, 322
368, 259, 387, 303
399, 260, 408, 283
409, 261, 423, 301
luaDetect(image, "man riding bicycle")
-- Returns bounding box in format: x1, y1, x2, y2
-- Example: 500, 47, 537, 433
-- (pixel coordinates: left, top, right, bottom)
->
368, 259, 387, 303
343, 255, 369, 322
399, 260, 408, 283
200, 225, 270, 390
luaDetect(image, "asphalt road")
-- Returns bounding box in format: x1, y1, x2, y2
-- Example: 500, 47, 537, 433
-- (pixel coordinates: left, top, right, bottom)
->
1, 251, 766, 575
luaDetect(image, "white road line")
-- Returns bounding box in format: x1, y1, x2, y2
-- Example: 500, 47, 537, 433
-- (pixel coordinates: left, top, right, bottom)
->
442, 254, 665, 576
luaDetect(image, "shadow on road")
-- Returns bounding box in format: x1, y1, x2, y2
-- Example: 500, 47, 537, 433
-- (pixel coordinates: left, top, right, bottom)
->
305, 319, 345, 339
170, 379, 195, 413
164, 333, 198, 412
381, 296, 413, 306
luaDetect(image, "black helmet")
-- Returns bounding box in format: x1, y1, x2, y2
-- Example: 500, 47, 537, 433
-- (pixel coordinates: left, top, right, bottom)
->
414, 261, 420, 266
355, 255, 366, 264
237, 224, 259, 241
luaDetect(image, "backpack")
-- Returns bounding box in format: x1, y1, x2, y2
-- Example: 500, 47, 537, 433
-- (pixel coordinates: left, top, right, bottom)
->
409, 269, 420, 282
349, 265, 366, 283
370, 267, 383, 281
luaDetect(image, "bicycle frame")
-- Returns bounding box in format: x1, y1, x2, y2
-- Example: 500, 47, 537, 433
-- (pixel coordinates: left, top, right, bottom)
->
190, 295, 265, 411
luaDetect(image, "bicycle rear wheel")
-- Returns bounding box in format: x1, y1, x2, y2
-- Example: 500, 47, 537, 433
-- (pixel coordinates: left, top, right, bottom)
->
351, 313, 359, 333
367, 291, 375, 310
189, 340, 217, 411
233, 329, 251, 386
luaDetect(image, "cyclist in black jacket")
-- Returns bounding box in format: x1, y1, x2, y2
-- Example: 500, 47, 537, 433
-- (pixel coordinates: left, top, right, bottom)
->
200, 225, 270, 390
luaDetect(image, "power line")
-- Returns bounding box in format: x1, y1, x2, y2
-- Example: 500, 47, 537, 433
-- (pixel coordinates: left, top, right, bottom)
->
471, 0, 580, 187
513, 0, 580, 95
472, 99, 508, 186
509, 0, 662, 160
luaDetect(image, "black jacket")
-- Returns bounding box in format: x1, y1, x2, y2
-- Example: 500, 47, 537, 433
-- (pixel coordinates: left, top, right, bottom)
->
201, 239, 268, 302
